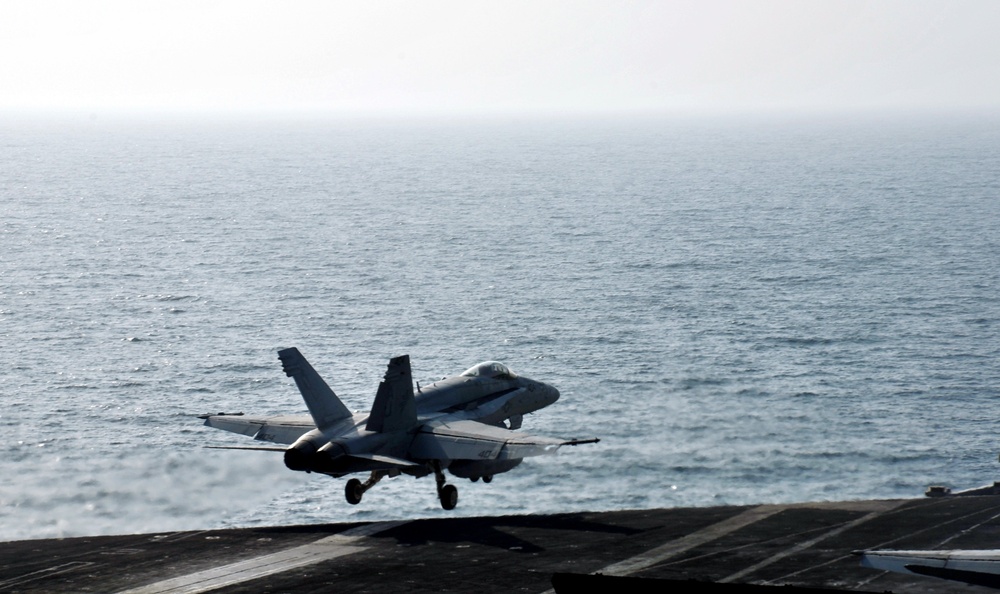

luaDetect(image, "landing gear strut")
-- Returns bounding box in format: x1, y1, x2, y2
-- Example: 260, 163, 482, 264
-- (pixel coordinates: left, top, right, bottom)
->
433, 461, 458, 510
344, 471, 385, 505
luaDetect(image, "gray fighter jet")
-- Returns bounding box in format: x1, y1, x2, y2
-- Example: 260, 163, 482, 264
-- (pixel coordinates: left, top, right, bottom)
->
200, 348, 598, 510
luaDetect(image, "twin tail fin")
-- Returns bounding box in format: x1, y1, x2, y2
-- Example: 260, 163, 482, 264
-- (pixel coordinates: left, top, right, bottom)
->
278, 348, 417, 434
278, 348, 353, 430
366, 354, 417, 433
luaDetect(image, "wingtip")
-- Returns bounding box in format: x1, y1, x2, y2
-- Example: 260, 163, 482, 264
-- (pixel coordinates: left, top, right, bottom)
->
198, 412, 243, 419
562, 438, 600, 446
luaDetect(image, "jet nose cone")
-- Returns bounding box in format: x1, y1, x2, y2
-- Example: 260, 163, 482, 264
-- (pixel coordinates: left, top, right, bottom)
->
546, 383, 560, 403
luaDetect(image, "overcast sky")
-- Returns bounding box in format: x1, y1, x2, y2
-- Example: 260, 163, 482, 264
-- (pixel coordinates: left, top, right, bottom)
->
2, 0, 999, 115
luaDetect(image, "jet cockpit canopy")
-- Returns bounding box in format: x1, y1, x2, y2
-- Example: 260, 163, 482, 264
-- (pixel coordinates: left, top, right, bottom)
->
460, 361, 518, 380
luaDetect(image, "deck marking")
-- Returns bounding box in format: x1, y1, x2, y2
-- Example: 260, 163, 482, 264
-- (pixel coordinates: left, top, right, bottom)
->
535, 506, 783, 594
598, 505, 783, 577
0, 562, 96, 589
151, 530, 212, 543
852, 500, 1000, 589
722, 500, 906, 584
934, 507, 1000, 549
116, 520, 408, 594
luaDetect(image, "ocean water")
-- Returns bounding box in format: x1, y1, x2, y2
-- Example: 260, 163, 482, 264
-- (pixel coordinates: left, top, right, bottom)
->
1, 112, 999, 542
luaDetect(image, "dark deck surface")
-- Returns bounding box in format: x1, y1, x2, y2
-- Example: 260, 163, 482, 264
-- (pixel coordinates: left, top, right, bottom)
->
4, 496, 1000, 593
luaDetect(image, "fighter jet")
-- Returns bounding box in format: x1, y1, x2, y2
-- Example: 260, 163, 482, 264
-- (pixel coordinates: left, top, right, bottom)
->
200, 348, 598, 510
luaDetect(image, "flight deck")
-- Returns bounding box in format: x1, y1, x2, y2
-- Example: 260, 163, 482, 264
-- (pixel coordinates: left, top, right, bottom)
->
4, 495, 1000, 593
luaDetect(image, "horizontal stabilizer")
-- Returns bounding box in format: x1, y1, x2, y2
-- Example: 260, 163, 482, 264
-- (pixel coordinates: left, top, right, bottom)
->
320, 453, 426, 474
278, 348, 353, 430
347, 453, 422, 469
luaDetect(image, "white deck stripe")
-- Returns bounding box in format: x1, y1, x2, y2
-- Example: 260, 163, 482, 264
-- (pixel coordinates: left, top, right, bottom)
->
541, 500, 908, 594
117, 521, 408, 594
0, 562, 96, 589
577, 505, 783, 579
721, 500, 906, 584
536, 505, 783, 594
598, 505, 782, 577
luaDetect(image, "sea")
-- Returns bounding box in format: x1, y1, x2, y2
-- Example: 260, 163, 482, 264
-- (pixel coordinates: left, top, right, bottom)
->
1, 111, 999, 542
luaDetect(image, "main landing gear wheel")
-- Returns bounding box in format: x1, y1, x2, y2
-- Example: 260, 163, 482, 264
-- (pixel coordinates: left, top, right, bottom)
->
344, 471, 386, 505
439, 484, 458, 510
345, 478, 364, 505
482, 474, 493, 484
432, 461, 459, 510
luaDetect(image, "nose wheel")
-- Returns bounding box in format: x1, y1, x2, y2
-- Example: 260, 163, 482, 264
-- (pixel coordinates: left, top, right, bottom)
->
433, 462, 459, 510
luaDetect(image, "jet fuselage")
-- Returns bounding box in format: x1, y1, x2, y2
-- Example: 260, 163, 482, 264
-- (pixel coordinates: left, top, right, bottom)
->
415, 373, 559, 425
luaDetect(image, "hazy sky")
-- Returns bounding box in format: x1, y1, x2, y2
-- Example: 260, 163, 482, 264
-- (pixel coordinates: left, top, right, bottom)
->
2, 0, 999, 115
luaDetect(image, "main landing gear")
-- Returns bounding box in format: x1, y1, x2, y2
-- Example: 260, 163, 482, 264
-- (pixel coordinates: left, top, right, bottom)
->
433, 461, 458, 510
342, 465, 460, 510
344, 471, 386, 505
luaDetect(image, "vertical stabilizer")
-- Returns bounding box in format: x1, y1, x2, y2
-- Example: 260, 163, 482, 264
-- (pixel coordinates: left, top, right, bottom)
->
366, 355, 417, 433
278, 348, 353, 430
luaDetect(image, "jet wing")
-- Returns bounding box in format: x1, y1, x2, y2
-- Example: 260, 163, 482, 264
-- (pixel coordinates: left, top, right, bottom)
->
200, 413, 315, 445
409, 420, 596, 462
859, 549, 1000, 589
